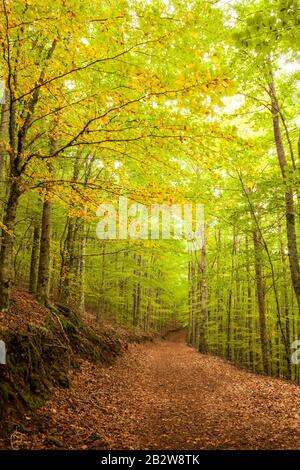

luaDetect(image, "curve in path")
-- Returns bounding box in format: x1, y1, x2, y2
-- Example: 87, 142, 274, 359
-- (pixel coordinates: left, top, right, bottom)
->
28, 332, 300, 449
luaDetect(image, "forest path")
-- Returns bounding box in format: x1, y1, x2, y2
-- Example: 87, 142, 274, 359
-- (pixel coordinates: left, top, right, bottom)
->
30, 331, 300, 450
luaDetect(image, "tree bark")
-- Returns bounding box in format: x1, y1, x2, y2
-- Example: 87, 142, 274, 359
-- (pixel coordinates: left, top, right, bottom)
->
0, 181, 21, 311
133, 254, 141, 327
97, 242, 106, 321
0, 93, 9, 198
188, 259, 194, 345
269, 72, 300, 317
253, 228, 269, 374
245, 235, 254, 369
226, 228, 237, 360
278, 218, 292, 379
59, 217, 76, 304
29, 221, 40, 294
78, 221, 86, 313
36, 200, 52, 306
197, 228, 208, 353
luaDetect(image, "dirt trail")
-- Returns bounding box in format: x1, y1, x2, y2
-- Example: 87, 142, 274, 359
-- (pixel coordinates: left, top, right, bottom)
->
19, 332, 300, 450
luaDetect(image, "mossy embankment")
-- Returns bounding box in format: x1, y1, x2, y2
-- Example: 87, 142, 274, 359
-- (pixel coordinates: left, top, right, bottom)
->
0, 290, 152, 438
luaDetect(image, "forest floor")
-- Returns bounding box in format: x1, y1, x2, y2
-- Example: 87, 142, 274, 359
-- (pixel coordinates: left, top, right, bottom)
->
8, 330, 300, 450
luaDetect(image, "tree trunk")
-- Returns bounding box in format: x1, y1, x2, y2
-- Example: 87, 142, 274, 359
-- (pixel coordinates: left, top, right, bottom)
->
78, 221, 86, 313
226, 228, 237, 360
245, 235, 254, 369
188, 259, 194, 345
269, 72, 300, 316
0, 181, 21, 311
0, 94, 9, 199
197, 228, 208, 353
29, 221, 40, 294
253, 228, 269, 374
59, 217, 76, 304
36, 200, 52, 306
59, 154, 81, 304
278, 218, 292, 379
97, 242, 106, 321
133, 255, 141, 327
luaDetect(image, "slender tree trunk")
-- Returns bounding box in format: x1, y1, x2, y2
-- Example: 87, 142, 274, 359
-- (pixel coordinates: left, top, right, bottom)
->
188, 259, 197, 345
36, 136, 58, 307
0, 83, 19, 312
245, 235, 254, 369
188, 259, 193, 344
198, 229, 208, 353
133, 255, 141, 327
215, 229, 223, 354
0, 93, 9, 199
253, 228, 269, 374
278, 218, 292, 379
234, 236, 242, 362
59, 154, 81, 304
36, 200, 52, 306
29, 221, 40, 294
59, 217, 76, 304
97, 242, 106, 320
0, 181, 21, 311
78, 221, 86, 313
226, 228, 237, 360
269, 72, 300, 317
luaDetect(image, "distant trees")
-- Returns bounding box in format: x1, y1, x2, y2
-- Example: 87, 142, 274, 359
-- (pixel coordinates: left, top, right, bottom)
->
187, 0, 300, 382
